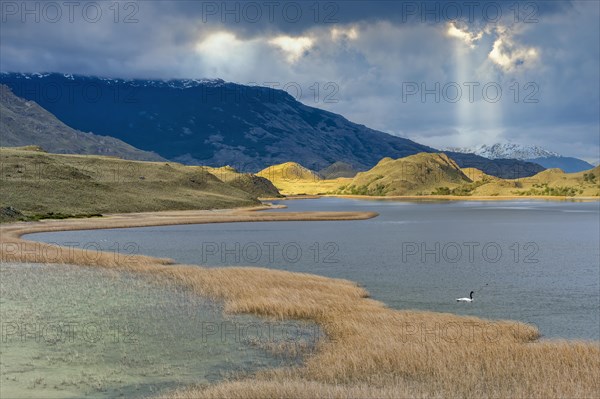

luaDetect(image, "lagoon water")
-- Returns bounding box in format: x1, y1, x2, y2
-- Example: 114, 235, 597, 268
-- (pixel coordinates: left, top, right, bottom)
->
0, 263, 318, 398
26, 198, 600, 341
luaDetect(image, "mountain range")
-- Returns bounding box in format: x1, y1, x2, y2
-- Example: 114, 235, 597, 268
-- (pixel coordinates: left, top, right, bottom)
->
446, 143, 594, 173
0, 84, 164, 161
0, 73, 544, 179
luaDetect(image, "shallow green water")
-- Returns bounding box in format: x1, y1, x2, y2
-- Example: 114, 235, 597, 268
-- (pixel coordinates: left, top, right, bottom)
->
0, 263, 319, 398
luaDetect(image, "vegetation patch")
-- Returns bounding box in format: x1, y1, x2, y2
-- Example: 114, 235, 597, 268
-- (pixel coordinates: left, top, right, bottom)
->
431, 179, 489, 196
518, 183, 582, 196
25, 212, 103, 221
583, 172, 597, 184
0, 206, 26, 223
336, 183, 388, 196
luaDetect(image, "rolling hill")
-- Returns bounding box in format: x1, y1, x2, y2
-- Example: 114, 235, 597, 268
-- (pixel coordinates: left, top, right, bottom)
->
0, 147, 274, 222
257, 154, 599, 198
258, 162, 323, 182
204, 165, 281, 198
470, 166, 600, 197
255, 162, 341, 195
336, 153, 472, 196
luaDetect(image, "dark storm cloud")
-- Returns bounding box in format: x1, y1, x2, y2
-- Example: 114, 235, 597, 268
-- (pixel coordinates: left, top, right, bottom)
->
0, 0, 598, 162
157, 0, 574, 34
0, 1, 577, 78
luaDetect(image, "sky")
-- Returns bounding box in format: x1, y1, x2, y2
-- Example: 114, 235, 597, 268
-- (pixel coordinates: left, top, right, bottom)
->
1, 0, 599, 162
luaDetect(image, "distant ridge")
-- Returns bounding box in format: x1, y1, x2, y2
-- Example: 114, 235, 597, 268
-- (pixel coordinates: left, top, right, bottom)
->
446, 143, 594, 173
447, 143, 559, 159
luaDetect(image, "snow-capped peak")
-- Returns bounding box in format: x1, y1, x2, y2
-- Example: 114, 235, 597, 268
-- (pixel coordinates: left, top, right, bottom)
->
446, 143, 560, 160
0, 72, 225, 89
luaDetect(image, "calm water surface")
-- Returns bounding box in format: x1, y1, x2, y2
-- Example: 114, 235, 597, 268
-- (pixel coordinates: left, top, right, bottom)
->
0, 263, 318, 398
26, 198, 600, 340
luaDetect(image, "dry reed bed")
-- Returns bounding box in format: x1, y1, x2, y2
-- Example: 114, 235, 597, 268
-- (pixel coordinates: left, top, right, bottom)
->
0, 206, 376, 267
1, 208, 598, 398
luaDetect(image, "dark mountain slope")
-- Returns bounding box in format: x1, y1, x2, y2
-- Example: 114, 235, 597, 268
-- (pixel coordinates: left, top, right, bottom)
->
1, 73, 544, 178
529, 156, 594, 173
0, 84, 164, 161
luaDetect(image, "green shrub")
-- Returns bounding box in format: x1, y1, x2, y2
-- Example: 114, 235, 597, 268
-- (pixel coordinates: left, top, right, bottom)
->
26, 212, 103, 221
432, 187, 451, 195
520, 183, 579, 196
583, 173, 597, 184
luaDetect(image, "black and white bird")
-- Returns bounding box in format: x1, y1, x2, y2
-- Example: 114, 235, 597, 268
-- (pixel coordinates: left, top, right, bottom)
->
456, 291, 474, 303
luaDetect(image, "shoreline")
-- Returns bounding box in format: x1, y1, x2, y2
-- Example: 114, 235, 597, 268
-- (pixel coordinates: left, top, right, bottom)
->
260, 195, 322, 201
2, 204, 379, 239
333, 194, 600, 201
261, 194, 600, 202
1, 205, 598, 398
1, 205, 377, 267
319, 194, 599, 202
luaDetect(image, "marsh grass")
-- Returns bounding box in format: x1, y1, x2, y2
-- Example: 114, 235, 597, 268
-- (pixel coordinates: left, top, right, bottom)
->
1, 209, 598, 398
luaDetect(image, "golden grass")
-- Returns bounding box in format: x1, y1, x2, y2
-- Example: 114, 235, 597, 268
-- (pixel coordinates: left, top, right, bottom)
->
460, 167, 498, 183
257, 162, 323, 182
273, 178, 351, 196
343, 153, 470, 196
257, 154, 600, 199
256, 161, 352, 195
472, 166, 600, 197
159, 266, 599, 398
1, 208, 598, 398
